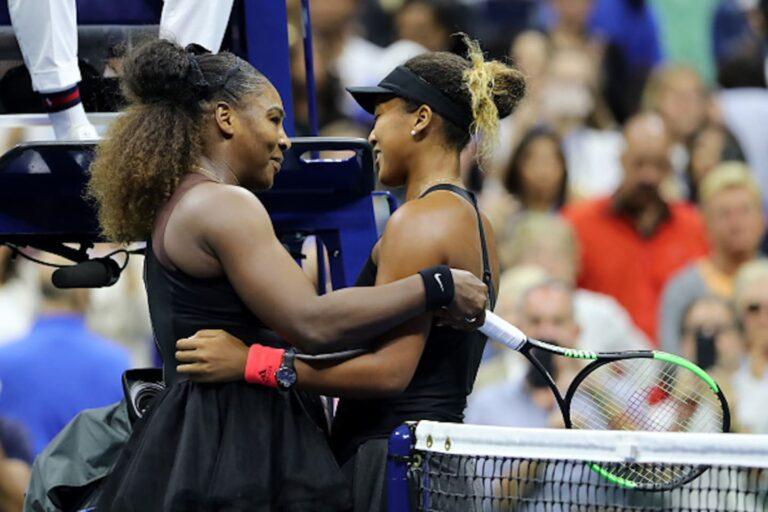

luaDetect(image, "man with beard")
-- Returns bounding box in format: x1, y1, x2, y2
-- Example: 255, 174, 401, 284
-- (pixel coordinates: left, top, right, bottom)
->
562, 113, 708, 344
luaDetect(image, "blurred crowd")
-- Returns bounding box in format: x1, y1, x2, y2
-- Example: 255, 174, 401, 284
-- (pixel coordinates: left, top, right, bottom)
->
288, 0, 768, 437
1, 0, 768, 504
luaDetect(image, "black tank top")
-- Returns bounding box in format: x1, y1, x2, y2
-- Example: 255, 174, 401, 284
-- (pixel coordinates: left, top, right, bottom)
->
331, 184, 495, 463
145, 173, 285, 385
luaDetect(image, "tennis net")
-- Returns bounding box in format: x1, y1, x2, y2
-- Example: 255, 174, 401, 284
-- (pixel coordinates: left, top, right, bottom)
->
386, 421, 768, 511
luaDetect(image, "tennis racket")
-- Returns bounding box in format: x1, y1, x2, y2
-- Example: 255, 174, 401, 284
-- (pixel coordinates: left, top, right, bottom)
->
479, 311, 731, 491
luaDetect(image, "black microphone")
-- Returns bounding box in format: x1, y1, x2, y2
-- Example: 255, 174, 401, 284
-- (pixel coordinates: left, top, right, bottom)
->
52, 257, 121, 288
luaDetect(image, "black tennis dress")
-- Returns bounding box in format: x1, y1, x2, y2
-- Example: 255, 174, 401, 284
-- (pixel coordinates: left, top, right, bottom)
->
97, 174, 350, 512
330, 184, 496, 511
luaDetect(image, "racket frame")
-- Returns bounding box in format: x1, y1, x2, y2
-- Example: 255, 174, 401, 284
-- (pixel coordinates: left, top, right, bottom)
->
517, 339, 732, 490
515, 339, 572, 429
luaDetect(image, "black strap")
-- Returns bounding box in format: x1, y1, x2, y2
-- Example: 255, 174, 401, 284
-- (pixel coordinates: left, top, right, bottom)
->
419, 184, 495, 309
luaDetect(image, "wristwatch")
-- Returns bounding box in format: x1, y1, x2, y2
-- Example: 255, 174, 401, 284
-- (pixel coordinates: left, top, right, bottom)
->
275, 348, 297, 391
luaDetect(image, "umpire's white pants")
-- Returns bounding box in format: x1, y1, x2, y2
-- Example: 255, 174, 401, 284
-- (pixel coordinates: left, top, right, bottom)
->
7, 0, 235, 93
159, 0, 234, 53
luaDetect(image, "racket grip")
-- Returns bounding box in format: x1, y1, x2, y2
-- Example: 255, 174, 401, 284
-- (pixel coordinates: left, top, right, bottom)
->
480, 311, 527, 351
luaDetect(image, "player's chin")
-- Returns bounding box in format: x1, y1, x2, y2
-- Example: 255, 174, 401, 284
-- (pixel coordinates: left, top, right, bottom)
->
251, 167, 276, 190
378, 167, 405, 188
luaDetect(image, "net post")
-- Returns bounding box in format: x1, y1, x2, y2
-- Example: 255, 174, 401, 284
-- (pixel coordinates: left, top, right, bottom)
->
387, 423, 413, 512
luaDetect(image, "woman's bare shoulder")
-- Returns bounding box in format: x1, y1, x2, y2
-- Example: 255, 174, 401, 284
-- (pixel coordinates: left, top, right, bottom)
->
378, 191, 474, 257
172, 183, 270, 232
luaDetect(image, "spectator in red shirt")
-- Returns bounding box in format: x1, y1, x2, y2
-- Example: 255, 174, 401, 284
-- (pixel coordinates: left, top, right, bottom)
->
562, 113, 708, 344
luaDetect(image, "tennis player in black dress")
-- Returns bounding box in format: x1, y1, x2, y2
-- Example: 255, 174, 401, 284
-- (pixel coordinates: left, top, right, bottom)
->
86, 40, 488, 511
177, 41, 526, 511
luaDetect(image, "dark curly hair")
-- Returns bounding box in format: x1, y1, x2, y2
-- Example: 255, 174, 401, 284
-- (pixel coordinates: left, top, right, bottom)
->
87, 40, 268, 243
401, 37, 526, 161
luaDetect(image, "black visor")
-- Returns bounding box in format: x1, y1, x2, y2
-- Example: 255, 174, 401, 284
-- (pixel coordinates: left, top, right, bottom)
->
346, 66, 473, 132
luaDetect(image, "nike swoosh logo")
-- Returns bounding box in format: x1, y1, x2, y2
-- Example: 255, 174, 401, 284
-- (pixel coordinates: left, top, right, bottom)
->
434, 273, 444, 292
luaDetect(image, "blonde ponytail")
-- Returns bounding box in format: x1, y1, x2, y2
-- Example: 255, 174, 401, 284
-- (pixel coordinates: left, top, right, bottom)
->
461, 35, 526, 166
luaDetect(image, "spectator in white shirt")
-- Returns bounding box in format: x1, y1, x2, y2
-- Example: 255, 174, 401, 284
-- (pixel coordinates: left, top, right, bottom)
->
467, 280, 580, 428
310, 0, 426, 121
731, 259, 768, 433
542, 49, 623, 199
0, 247, 36, 346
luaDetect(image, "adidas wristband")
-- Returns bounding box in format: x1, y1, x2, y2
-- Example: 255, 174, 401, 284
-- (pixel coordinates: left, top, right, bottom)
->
244, 344, 285, 388
419, 265, 454, 310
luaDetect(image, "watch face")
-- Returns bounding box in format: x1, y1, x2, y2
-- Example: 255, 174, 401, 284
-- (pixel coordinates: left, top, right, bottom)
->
276, 367, 297, 388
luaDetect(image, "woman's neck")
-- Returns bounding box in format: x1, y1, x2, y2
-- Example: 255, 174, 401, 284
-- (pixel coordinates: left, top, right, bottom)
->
552, 21, 588, 46
195, 154, 240, 186
749, 346, 768, 379
709, 248, 756, 277
404, 146, 462, 202
523, 194, 556, 212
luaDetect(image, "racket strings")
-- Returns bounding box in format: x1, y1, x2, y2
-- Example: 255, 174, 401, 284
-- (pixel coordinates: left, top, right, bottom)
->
597, 461, 687, 487
568, 358, 725, 487
654, 363, 723, 431
572, 360, 722, 432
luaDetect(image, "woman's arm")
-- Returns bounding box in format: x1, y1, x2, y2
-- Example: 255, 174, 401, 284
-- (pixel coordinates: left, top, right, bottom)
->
180, 185, 485, 354
177, 199, 453, 396
282, 202, 445, 396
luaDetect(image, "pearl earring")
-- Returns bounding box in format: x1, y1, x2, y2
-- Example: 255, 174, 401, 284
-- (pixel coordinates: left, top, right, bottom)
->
410, 130, 417, 137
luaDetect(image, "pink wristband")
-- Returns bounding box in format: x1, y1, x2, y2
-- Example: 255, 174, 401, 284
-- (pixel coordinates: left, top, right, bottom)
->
244, 344, 285, 388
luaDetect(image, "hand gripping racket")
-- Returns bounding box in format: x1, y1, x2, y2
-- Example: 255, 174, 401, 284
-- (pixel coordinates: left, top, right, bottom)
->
479, 311, 731, 490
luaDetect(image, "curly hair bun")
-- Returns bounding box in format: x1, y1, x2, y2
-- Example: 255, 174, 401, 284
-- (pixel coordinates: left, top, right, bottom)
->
88, 39, 268, 243
122, 39, 201, 107
485, 61, 527, 119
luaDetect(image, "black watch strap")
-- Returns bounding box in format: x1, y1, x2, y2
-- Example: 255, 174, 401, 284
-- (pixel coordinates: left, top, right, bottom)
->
282, 348, 296, 370
275, 348, 298, 391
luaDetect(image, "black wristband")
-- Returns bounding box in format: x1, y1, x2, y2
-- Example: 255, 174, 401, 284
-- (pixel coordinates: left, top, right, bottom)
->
419, 265, 454, 310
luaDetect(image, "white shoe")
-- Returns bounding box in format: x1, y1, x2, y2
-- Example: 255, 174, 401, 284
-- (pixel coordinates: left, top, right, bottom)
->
63, 123, 99, 141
